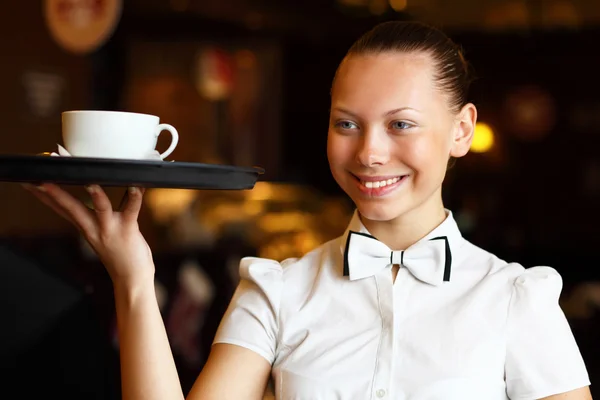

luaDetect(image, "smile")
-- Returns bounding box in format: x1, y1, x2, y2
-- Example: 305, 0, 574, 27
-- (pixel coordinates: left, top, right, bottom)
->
361, 176, 400, 188
351, 174, 409, 196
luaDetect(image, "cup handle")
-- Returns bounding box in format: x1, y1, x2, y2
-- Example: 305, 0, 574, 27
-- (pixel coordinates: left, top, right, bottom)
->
156, 124, 179, 160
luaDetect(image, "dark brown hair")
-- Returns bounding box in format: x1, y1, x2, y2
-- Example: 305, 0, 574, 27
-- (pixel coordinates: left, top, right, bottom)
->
341, 20, 473, 113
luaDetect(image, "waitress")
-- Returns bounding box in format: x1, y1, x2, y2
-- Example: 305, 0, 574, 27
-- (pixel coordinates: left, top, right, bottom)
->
25, 20, 591, 400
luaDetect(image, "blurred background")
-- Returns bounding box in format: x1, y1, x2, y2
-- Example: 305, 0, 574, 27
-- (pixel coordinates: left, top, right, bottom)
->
1, 0, 600, 398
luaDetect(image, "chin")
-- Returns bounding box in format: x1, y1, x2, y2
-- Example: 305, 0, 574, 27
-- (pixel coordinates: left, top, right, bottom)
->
352, 197, 408, 223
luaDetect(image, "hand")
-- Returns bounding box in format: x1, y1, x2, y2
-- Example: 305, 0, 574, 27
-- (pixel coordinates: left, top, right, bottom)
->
23, 183, 154, 288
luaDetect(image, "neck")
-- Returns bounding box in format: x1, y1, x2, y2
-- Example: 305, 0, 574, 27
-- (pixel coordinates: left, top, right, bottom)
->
359, 193, 447, 250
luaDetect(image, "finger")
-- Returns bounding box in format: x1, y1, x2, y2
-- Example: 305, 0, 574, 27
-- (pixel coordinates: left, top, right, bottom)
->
116, 187, 144, 211
117, 189, 129, 211
85, 185, 114, 230
121, 186, 144, 223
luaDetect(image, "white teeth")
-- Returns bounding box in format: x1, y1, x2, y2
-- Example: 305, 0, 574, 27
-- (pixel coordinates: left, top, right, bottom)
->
362, 176, 401, 189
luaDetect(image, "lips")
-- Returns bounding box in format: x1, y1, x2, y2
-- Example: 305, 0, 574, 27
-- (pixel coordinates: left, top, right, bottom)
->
351, 173, 409, 196
360, 176, 400, 189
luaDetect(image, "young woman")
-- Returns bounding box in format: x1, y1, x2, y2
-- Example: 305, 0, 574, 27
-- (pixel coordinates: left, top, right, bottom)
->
25, 21, 592, 400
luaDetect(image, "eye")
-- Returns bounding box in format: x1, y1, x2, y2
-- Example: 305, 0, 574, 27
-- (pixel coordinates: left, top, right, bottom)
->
390, 121, 413, 130
335, 120, 359, 130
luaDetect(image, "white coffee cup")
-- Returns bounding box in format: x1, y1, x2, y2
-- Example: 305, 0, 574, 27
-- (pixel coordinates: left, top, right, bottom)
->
61, 110, 179, 160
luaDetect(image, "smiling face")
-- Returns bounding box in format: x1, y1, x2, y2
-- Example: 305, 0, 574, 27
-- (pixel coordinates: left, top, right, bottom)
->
327, 51, 475, 226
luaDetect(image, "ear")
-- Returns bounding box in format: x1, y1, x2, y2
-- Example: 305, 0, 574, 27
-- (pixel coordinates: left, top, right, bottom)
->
450, 103, 477, 158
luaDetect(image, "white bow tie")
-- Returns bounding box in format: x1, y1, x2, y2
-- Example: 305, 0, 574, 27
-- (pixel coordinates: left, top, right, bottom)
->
343, 231, 452, 285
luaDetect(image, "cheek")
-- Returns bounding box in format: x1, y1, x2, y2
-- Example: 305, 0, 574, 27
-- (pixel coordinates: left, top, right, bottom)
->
401, 135, 450, 174
327, 133, 352, 168
326, 133, 337, 168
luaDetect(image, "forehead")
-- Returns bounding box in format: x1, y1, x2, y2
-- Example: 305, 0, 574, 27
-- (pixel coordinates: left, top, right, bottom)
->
331, 52, 440, 114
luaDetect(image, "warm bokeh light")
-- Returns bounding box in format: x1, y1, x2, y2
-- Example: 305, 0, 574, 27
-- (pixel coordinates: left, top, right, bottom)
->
369, 0, 388, 15
471, 122, 495, 153
145, 188, 197, 223
389, 0, 407, 12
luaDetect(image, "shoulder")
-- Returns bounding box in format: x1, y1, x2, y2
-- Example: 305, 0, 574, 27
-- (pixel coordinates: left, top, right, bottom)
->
459, 239, 559, 280
508, 266, 564, 312
281, 237, 341, 279
503, 266, 590, 398
238, 237, 342, 290
456, 240, 565, 302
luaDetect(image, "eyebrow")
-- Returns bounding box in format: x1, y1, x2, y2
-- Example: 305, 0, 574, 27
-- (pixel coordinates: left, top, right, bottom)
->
332, 107, 420, 118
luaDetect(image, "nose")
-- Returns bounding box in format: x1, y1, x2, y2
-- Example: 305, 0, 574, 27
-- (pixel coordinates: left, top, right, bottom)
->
355, 129, 390, 167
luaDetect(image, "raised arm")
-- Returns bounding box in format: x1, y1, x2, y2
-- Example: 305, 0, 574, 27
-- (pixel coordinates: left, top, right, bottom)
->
24, 183, 271, 400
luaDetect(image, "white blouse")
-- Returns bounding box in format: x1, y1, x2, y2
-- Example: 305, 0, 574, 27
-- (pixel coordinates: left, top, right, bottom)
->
213, 210, 590, 399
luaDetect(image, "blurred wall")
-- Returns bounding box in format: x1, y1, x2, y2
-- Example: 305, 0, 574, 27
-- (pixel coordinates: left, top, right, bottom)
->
0, 2, 91, 235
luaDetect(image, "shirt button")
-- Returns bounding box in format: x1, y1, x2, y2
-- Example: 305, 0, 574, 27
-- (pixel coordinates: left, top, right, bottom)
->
376, 389, 386, 398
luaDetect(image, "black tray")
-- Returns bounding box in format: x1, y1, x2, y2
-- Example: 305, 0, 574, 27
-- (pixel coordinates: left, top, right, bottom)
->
0, 154, 264, 190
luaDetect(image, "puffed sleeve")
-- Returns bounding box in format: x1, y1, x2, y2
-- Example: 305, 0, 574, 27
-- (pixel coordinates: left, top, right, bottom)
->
505, 266, 590, 400
212, 257, 283, 364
